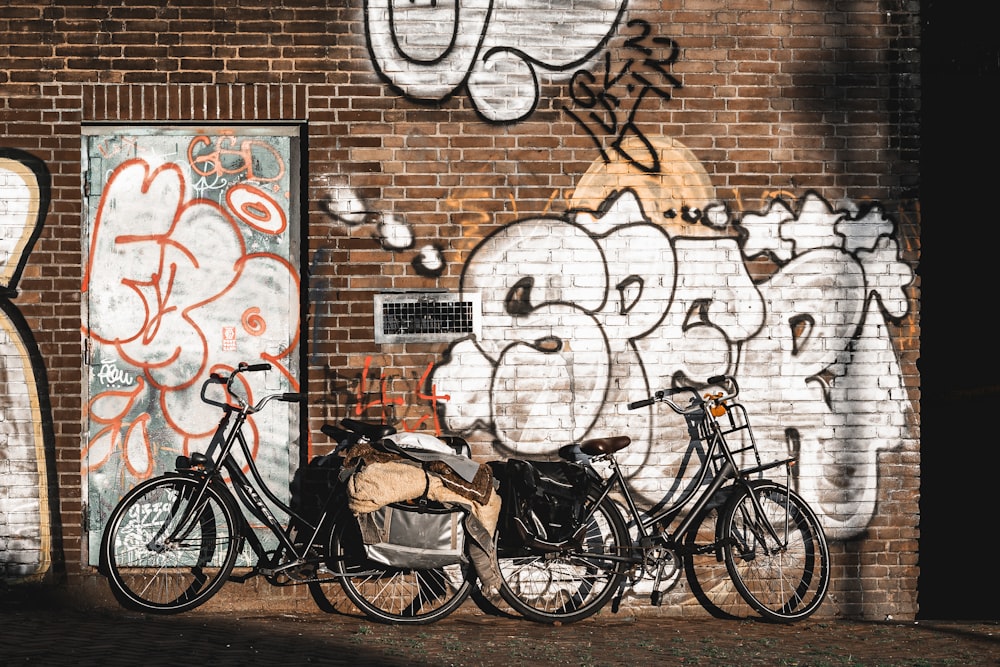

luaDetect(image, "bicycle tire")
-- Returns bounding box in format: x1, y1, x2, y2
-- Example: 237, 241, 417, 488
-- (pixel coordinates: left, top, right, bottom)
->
100, 474, 241, 614
682, 503, 750, 620
494, 489, 629, 624
326, 515, 475, 624
719, 480, 830, 622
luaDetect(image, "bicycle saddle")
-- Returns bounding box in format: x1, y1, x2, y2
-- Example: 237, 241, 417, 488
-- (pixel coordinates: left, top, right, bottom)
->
578, 435, 631, 456
339, 418, 397, 441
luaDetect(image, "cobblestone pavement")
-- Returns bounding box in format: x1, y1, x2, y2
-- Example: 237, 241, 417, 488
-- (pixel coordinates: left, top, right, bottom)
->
2, 584, 997, 666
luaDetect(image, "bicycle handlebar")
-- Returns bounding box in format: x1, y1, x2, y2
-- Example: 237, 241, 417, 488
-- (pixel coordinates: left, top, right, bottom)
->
243, 363, 272, 373
626, 387, 698, 412
220, 362, 303, 413
627, 375, 740, 415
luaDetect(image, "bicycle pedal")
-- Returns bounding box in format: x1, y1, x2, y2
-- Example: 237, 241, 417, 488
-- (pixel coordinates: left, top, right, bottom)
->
650, 590, 663, 606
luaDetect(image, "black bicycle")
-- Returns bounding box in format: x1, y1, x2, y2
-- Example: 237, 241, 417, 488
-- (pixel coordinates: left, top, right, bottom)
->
491, 374, 830, 624
99, 362, 475, 623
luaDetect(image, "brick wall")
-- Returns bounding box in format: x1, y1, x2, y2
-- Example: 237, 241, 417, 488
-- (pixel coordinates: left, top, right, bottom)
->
0, 0, 921, 620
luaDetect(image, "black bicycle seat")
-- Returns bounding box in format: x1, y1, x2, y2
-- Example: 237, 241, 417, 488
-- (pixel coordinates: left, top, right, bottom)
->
340, 418, 397, 441
578, 435, 631, 456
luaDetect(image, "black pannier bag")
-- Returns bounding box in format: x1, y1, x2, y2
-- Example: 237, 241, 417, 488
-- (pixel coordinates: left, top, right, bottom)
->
493, 458, 591, 552
291, 452, 342, 523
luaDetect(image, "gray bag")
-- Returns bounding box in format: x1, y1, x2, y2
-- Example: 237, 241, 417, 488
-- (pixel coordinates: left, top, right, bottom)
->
357, 502, 466, 569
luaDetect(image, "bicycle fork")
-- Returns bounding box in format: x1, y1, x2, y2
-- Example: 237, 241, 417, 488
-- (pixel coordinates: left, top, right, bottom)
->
147, 476, 216, 553
728, 478, 794, 561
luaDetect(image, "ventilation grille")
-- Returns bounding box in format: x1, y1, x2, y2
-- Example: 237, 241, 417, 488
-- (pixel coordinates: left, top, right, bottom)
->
375, 291, 481, 344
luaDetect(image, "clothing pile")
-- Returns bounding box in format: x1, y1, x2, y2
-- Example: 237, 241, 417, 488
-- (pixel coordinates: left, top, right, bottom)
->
342, 433, 502, 588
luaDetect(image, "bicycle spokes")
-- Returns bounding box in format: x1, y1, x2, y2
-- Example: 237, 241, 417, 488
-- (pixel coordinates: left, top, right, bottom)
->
721, 483, 830, 622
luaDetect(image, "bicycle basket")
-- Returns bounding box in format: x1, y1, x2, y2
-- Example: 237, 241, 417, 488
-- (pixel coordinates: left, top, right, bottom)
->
493, 459, 590, 553
356, 502, 467, 569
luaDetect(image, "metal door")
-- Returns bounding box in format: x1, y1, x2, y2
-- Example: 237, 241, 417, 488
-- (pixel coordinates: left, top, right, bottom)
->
81, 125, 302, 563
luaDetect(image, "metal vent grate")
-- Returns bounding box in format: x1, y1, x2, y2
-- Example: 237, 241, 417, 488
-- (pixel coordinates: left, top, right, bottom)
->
374, 291, 481, 344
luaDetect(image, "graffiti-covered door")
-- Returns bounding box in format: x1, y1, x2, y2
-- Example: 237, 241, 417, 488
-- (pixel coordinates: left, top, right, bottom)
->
81, 125, 302, 564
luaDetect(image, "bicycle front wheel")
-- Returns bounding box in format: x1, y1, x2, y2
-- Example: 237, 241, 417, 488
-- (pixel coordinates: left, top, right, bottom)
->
326, 516, 474, 624
100, 474, 241, 614
494, 490, 629, 624
720, 480, 830, 622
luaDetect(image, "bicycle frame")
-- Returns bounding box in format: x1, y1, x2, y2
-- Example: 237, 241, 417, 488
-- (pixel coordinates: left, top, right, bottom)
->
165, 372, 330, 581
102, 362, 484, 622
579, 384, 796, 567
491, 374, 830, 624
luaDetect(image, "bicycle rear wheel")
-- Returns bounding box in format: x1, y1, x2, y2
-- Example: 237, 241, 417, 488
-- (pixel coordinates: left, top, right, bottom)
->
326, 516, 474, 624
100, 474, 241, 614
494, 490, 629, 624
720, 480, 830, 622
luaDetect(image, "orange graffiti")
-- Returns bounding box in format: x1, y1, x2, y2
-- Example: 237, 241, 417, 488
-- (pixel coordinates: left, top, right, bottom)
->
354, 356, 406, 422
84, 377, 154, 480
226, 183, 288, 234
415, 361, 450, 435
83, 155, 300, 486
188, 135, 286, 183
352, 358, 450, 435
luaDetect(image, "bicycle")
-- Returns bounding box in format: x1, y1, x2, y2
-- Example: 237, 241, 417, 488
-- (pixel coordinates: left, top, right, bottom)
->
99, 362, 476, 624
491, 374, 830, 624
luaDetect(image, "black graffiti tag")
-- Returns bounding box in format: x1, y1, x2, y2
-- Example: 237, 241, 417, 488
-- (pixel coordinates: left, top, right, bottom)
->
562, 19, 682, 173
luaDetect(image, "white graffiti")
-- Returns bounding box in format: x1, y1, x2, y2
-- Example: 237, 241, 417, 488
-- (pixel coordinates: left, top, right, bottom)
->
82, 155, 300, 492
377, 213, 414, 250
96, 361, 135, 387
319, 182, 446, 277
0, 150, 51, 580
430, 189, 914, 540
364, 0, 628, 122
